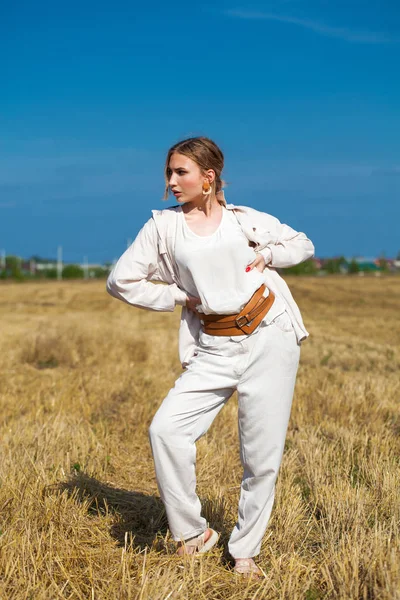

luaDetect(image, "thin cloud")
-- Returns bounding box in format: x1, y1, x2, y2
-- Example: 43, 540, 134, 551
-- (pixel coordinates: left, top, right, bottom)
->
224, 10, 399, 44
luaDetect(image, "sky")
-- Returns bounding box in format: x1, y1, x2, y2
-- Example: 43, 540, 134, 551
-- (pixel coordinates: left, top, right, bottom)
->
1, 0, 399, 262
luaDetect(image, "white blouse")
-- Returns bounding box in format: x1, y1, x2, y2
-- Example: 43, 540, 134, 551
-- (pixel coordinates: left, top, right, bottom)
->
174, 206, 286, 320
107, 201, 314, 362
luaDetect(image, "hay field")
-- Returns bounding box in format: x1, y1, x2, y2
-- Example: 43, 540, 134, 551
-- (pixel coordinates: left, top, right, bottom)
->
0, 277, 399, 600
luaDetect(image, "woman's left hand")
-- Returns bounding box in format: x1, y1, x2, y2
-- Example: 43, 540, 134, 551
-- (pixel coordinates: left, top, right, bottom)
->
245, 253, 266, 273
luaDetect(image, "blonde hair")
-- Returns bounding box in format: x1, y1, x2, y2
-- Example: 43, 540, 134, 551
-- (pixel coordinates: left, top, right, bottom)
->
163, 136, 226, 205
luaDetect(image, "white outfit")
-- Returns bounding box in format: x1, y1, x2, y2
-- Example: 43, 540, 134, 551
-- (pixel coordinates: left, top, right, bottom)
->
175, 204, 288, 343
175, 206, 267, 315
107, 194, 314, 558
149, 311, 300, 558
107, 197, 315, 367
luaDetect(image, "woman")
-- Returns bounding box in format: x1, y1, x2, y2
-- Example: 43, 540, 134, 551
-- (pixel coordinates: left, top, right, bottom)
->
107, 137, 314, 578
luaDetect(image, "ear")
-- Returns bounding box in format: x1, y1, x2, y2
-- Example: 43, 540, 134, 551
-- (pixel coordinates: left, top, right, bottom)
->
203, 169, 216, 184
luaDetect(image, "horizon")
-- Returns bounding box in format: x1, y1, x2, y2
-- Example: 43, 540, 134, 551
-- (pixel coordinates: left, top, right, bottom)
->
4, 251, 399, 266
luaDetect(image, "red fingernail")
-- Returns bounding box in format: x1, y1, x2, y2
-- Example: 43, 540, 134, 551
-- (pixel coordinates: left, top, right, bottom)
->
245, 266, 251, 272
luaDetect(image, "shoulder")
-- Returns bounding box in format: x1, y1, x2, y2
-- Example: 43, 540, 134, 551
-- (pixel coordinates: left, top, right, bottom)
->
151, 205, 181, 218
227, 203, 276, 219
150, 205, 180, 229
147, 205, 182, 246
227, 204, 280, 227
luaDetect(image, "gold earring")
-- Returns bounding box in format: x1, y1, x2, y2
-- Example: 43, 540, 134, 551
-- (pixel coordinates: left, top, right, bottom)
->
202, 180, 212, 196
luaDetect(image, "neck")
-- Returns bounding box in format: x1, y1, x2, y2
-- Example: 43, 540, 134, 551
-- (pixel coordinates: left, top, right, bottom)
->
181, 194, 220, 217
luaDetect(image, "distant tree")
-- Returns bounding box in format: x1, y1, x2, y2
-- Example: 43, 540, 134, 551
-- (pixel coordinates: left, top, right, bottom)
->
377, 256, 389, 272
283, 258, 318, 275
62, 264, 84, 279
324, 256, 347, 274
44, 268, 57, 279
90, 267, 109, 278
5, 255, 24, 280
324, 259, 336, 274
348, 259, 360, 274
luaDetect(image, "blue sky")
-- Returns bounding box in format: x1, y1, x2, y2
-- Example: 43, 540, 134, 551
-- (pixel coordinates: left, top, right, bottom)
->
1, 0, 399, 262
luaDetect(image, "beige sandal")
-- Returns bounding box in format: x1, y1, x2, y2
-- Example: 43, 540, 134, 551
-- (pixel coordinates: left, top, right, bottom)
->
233, 558, 264, 578
176, 528, 220, 556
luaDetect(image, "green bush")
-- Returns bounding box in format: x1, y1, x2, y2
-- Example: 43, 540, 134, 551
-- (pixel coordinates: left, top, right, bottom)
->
90, 267, 109, 278
348, 259, 360, 274
283, 258, 318, 276
62, 265, 84, 279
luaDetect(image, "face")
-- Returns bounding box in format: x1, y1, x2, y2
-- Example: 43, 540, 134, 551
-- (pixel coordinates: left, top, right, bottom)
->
167, 152, 214, 204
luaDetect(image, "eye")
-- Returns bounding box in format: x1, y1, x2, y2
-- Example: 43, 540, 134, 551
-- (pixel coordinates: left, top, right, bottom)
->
177, 170, 187, 175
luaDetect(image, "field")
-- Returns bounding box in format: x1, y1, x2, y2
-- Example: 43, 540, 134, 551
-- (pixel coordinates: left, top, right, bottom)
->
0, 277, 399, 600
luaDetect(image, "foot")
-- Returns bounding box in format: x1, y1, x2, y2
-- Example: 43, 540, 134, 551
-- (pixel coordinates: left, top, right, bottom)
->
176, 528, 219, 556
233, 558, 264, 579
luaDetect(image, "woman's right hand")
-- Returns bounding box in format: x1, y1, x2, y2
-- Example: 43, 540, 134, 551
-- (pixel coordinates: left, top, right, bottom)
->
186, 295, 201, 315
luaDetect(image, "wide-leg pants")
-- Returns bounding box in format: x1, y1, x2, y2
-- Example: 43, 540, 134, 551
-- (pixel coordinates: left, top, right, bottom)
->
148, 310, 300, 558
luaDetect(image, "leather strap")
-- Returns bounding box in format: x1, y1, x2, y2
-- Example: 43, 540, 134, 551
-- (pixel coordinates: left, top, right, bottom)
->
202, 285, 275, 336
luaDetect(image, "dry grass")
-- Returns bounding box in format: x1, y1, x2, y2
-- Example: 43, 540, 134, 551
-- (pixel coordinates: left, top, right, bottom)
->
0, 277, 399, 599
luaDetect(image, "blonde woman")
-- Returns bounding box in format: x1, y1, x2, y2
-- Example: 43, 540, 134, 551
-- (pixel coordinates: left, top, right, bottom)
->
107, 137, 314, 578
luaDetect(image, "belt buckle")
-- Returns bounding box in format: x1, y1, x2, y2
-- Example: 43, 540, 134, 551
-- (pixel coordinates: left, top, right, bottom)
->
235, 315, 249, 328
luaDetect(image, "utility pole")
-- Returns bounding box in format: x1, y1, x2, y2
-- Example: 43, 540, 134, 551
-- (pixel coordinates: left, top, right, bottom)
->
83, 255, 89, 280
57, 246, 63, 281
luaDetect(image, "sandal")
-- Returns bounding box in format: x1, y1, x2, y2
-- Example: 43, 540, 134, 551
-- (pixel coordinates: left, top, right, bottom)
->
176, 527, 220, 556
233, 558, 264, 579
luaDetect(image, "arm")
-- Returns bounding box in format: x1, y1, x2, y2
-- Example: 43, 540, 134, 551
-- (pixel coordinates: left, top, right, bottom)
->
106, 217, 188, 311
256, 215, 315, 269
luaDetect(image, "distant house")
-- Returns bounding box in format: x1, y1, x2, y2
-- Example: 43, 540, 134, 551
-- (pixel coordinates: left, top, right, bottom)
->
312, 258, 322, 270
393, 260, 400, 272
346, 257, 380, 272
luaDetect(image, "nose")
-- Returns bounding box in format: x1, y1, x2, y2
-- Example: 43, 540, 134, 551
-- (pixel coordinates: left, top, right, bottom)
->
169, 173, 177, 187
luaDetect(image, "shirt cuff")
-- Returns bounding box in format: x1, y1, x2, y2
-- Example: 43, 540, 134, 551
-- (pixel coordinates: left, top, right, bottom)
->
258, 246, 272, 266
172, 285, 188, 306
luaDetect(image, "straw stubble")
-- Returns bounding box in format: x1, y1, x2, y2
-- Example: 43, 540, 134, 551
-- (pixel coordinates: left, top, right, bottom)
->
0, 277, 399, 599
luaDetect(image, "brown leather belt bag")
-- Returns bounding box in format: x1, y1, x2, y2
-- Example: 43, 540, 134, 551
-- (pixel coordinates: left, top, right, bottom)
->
201, 284, 275, 336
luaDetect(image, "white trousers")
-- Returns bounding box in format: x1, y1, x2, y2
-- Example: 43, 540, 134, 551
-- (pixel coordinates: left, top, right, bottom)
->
149, 310, 300, 558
